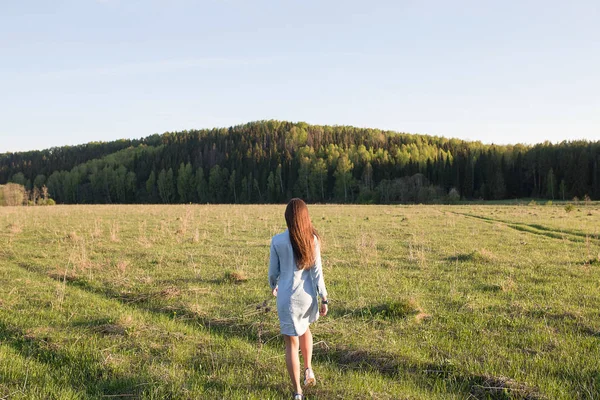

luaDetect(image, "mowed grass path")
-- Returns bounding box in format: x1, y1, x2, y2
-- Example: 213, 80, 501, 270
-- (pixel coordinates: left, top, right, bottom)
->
1, 204, 599, 399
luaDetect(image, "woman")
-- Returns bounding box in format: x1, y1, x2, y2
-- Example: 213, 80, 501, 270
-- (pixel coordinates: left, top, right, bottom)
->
269, 198, 328, 400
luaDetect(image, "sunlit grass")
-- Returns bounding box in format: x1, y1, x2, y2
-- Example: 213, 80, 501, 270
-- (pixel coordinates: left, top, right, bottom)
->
1, 203, 599, 399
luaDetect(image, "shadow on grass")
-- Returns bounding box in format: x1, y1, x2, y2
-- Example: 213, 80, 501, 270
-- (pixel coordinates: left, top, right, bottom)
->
476, 283, 503, 293
550, 368, 600, 400
153, 276, 247, 286
65, 276, 279, 345
454, 212, 594, 243
64, 279, 547, 399
524, 308, 600, 338
314, 345, 546, 399
193, 370, 290, 399
445, 253, 477, 263
0, 319, 150, 398
443, 251, 495, 264
21, 263, 553, 399
329, 300, 423, 321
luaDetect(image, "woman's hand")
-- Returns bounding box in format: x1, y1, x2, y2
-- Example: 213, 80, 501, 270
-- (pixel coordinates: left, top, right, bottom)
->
319, 303, 328, 317
272, 286, 278, 297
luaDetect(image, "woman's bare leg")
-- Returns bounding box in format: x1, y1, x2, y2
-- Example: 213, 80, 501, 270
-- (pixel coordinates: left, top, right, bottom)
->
283, 335, 302, 394
299, 327, 313, 370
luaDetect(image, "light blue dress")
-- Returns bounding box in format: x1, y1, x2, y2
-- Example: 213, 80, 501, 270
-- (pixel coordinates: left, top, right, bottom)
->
269, 230, 328, 336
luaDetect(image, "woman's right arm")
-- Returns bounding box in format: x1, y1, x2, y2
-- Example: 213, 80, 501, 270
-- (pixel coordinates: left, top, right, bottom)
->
268, 239, 280, 291
311, 240, 328, 300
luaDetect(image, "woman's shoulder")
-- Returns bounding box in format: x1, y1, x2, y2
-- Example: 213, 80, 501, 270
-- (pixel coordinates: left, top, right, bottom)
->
313, 234, 320, 245
272, 230, 290, 244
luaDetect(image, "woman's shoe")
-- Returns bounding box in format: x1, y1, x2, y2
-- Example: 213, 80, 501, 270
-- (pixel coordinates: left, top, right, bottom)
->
304, 368, 316, 387
293, 393, 304, 400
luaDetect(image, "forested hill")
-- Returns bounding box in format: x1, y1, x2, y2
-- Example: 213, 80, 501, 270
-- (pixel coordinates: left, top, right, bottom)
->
1, 120, 599, 204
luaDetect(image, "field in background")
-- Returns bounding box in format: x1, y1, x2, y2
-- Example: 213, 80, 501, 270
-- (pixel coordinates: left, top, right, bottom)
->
1, 204, 599, 399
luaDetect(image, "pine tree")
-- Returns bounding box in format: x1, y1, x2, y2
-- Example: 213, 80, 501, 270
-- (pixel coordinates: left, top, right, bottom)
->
362, 162, 373, 190
240, 176, 248, 203
208, 165, 222, 203
157, 168, 175, 203
253, 178, 262, 202
312, 158, 327, 202
560, 179, 567, 200
126, 171, 136, 203
490, 169, 506, 200
275, 164, 284, 199
546, 168, 556, 199
593, 157, 600, 200
146, 170, 156, 202
296, 156, 312, 200
462, 158, 474, 199
177, 162, 194, 203
334, 154, 354, 202
267, 172, 276, 202
196, 167, 208, 203
229, 170, 237, 203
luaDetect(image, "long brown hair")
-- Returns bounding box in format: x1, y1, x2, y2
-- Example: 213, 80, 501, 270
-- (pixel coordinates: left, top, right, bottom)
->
285, 198, 320, 270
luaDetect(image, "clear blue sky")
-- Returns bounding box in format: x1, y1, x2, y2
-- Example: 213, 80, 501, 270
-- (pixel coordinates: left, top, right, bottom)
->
1, 0, 599, 153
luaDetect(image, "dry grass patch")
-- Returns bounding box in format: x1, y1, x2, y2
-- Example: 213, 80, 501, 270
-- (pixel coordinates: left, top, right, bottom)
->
189, 303, 209, 318
109, 221, 119, 242
101, 353, 130, 372
159, 286, 181, 299
415, 312, 432, 323
22, 327, 61, 352
192, 227, 200, 243
113, 286, 182, 304
471, 374, 546, 399
356, 232, 378, 267
84, 314, 138, 337
454, 248, 497, 264
23, 326, 53, 342
224, 270, 248, 283
356, 232, 377, 250
137, 275, 154, 285
68, 240, 92, 271
66, 231, 80, 241
48, 269, 79, 283
93, 323, 127, 336
137, 220, 152, 248
6, 222, 22, 234
90, 218, 103, 239
408, 232, 429, 268
330, 347, 401, 374
501, 277, 517, 292
476, 248, 497, 262
115, 260, 130, 275
368, 298, 423, 320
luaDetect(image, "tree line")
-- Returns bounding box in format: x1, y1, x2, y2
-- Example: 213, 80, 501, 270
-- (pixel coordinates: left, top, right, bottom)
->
1, 120, 599, 204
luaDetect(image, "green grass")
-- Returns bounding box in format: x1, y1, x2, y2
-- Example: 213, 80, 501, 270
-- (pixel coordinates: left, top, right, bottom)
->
1, 204, 599, 399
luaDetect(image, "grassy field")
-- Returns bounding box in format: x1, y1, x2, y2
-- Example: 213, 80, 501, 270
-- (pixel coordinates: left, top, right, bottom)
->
1, 203, 599, 399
